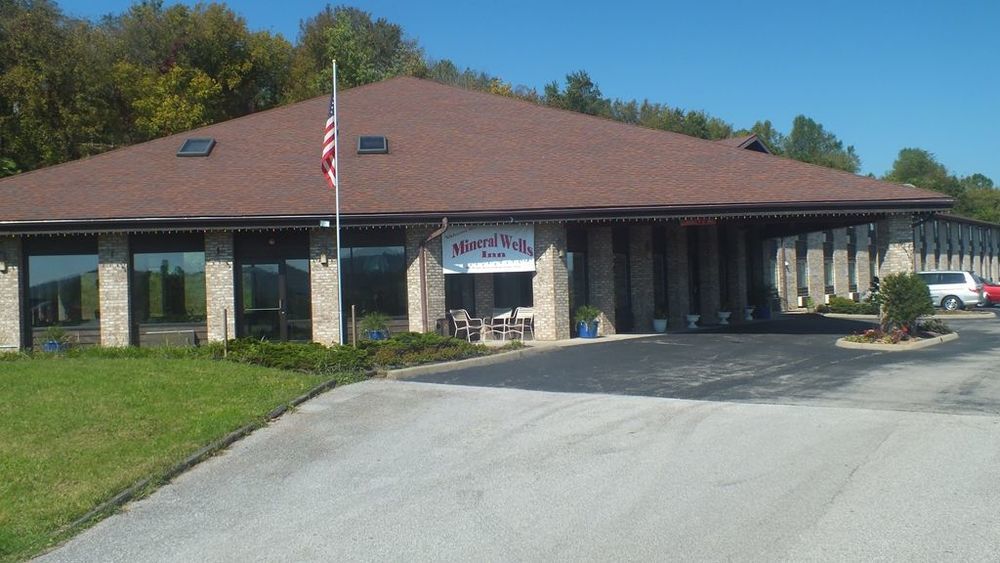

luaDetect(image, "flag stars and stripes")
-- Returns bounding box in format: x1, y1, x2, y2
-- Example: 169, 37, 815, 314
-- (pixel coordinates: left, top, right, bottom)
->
321, 91, 337, 188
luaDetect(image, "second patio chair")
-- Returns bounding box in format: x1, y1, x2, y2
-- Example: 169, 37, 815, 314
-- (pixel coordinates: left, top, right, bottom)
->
448, 309, 484, 342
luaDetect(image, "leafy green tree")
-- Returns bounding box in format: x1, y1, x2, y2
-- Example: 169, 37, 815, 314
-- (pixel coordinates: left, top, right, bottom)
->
747, 120, 786, 155
283, 5, 421, 101
883, 148, 962, 197
544, 71, 610, 116
783, 115, 860, 172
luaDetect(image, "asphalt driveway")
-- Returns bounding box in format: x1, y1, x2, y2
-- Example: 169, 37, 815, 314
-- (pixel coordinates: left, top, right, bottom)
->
416, 313, 1000, 415
38, 313, 1000, 561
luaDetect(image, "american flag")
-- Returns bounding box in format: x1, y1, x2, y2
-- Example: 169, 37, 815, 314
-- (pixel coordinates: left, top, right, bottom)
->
321, 87, 337, 188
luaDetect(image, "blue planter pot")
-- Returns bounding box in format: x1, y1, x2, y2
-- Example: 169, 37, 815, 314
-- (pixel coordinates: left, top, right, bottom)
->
577, 320, 599, 338
42, 340, 63, 353
364, 329, 389, 341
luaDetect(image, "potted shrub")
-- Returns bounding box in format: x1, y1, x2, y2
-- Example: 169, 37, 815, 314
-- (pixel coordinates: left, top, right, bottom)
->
575, 305, 601, 338
360, 311, 390, 341
652, 307, 668, 333
41, 325, 69, 352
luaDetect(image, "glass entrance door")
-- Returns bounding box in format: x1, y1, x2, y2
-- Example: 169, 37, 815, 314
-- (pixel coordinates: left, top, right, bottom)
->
239, 258, 312, 341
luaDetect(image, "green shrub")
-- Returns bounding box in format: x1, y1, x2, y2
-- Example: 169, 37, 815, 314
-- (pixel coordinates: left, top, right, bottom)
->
574, 305, 602, 324
359, 331, 493, 369
820, 295, 879, 315
918, 318, 952, 335
880, 272, 934, 331
223, 339, 370, 373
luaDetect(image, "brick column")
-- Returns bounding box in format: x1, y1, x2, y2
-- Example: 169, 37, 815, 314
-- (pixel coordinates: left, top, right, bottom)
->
628, 225, 654, 332
806, 232, 825, 306
98, 233, 131, 347
878, 215, 916, 277
309, 228, 341, 345
587, 226, 615, 335
856, 229, 872, 296
530, 223, 570, 340
665, 223, 689, 330
474, 273, 493, 319
405, 227, 446, 333
726, 226, 748, 314
698, 226, 721, 321
0, 237, 23, 349
833, 228, 849, 297
205, 231, 236, 342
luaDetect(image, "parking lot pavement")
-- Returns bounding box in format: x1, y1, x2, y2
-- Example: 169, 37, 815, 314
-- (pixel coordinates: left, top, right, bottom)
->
40, 380, 1000, 562
415, 313, 1000, 415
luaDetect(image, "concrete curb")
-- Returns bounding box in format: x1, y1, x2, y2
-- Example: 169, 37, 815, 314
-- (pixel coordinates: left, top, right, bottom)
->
384, 346, 548, 379
383, 334, 657, 380
60, 374, 354, 534
823, 312, 995, 321
835, 332, 959, 352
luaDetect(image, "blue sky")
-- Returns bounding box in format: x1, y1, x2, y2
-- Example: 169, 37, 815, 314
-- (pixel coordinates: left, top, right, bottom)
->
61, 0, 1000, 182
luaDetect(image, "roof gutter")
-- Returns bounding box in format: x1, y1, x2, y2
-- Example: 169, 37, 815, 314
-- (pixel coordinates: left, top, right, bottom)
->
0, 199, 954, 234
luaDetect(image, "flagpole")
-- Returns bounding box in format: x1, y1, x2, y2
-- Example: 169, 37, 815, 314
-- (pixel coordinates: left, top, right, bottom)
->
332, 59, 344, 345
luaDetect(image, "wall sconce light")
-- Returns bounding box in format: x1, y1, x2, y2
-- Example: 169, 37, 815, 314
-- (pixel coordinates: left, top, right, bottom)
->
0, 251, 6, 273
320, 251, 329, 266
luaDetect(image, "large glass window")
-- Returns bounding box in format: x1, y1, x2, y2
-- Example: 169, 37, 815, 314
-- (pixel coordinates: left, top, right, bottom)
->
567, 227, 589, 330
24, 236, 100, 346
132, 235, 206, 325
340, 229, 406, 318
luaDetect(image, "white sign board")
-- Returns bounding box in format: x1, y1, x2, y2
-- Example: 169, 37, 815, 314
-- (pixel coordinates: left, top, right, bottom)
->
442, 225, 536, 274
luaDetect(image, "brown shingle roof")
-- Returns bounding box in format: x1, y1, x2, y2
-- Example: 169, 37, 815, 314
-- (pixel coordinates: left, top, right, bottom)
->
0, 76, 951, 229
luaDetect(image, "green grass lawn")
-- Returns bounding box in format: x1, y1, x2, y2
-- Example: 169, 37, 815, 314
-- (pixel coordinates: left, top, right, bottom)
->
0, 358, 327, 562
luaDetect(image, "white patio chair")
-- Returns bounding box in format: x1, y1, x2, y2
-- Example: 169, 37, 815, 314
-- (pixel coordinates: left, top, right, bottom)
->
448, 309, 484, 342
501, 306, 535, 341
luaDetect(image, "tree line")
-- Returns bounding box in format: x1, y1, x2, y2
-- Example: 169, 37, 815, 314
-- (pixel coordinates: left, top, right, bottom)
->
1, 1, 996, 223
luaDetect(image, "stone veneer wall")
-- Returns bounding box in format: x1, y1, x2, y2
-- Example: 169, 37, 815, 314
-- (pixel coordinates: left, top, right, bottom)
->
833, 228, 849, 295
877, 214, 916, 278
587, 226, 615, 335
531, 223, 570, 340
806, 231, 825, 305
628, 225, 654, 333
405, 226, 446, 333
205, 231, 236, 342
309, 228, 341, 345
0, 236, 23, 349
97, 233, 131, 346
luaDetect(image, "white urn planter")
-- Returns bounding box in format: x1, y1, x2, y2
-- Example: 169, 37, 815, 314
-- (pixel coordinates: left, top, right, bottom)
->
744, 306, 755, 321
685, 314, 700, 329
718, 311, 732, 325
652, 318, 668, 333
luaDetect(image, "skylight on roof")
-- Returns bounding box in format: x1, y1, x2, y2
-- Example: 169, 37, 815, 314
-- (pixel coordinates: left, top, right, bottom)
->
357, 136, 388, 154
177, 137, 216, 157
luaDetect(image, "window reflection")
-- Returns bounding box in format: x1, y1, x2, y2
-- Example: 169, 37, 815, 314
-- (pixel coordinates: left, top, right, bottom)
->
133, 251, 206, 323
340, 245, 406, 316
28, 254, 99, 328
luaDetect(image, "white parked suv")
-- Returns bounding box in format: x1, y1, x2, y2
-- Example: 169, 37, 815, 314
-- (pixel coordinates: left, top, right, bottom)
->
915, 271, 984, 311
